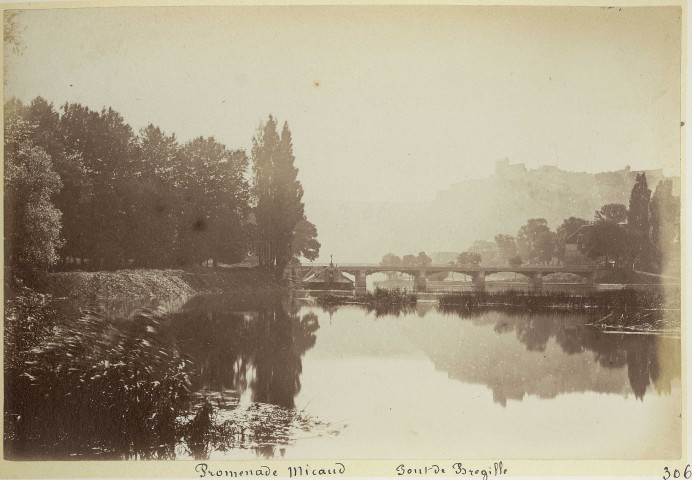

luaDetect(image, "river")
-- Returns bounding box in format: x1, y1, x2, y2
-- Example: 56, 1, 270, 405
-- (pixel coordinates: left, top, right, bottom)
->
5, 291, 681, 460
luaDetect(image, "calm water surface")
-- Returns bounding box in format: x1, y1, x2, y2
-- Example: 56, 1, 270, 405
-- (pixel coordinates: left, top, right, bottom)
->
10, 292, 682, 460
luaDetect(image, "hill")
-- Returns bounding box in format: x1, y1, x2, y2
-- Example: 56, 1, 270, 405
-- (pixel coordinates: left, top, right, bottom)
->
305, 160, 680, 263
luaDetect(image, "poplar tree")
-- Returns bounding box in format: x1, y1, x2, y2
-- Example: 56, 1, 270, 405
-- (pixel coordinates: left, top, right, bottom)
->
627, 173, 652, 269
252, 116, 317, 276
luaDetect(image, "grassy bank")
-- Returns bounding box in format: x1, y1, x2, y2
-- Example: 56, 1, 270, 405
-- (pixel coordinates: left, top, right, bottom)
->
439, 289, 680, 333
33, 267, 283, 299
315, 288, 417, 317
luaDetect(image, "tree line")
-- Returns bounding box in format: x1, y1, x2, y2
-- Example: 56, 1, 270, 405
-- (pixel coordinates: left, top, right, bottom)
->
456, 172, 679, 273
379, 172, 679, 274
4, 97, 320, 281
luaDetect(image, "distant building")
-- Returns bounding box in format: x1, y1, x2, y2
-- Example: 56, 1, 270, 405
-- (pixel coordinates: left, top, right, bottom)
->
303, 266, 354, 290
564, 224, 591, 259
495, 158, 527, 178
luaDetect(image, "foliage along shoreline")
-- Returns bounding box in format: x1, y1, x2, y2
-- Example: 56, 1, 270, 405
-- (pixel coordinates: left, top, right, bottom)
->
314, 287, 418, 306
5, 98, 320, 286
4, 286, 323, 459
438, 289, 680, 334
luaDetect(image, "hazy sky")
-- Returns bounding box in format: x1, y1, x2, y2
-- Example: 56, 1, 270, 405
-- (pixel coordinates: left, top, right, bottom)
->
5, 6, 682, 206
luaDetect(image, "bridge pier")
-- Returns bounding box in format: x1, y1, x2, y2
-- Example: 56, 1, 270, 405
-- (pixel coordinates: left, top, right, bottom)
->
355, 271, 367, 293
473, 271, 486, 291
584, 271, 596, 286
528, 272, 543, 290
414, 270, 427, 292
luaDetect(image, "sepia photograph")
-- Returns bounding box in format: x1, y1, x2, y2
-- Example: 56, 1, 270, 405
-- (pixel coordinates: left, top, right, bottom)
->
1, 1, 687, 478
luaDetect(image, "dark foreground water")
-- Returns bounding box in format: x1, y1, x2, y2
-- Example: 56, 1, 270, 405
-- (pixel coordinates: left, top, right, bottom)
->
5, 292, 681, 460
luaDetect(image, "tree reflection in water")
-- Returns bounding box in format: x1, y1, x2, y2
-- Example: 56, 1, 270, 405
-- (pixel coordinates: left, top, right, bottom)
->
170, 294, 324, 458
429, 307, 680, 405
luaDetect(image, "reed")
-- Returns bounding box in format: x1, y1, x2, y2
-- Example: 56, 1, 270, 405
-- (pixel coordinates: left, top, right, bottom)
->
5, 306, 193, 459
438, 289, 680, 332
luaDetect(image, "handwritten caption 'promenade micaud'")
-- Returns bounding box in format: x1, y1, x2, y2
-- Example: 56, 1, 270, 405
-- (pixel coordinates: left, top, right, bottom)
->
194, 461, 508, 479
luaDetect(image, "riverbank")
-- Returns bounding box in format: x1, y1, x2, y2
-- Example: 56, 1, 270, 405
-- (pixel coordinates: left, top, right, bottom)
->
30, 267, 283, 299
438, 289, 681, 334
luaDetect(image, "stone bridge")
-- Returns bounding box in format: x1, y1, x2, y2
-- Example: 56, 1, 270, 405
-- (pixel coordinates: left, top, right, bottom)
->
293, 263, 603, 291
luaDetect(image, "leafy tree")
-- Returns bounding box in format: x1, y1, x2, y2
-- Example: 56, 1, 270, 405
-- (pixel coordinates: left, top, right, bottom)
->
583, 221, 632, 267
595, 204, 627, 224
627, 173, 652, 269
3, 11, 22, 55
129, 125, 181, 267
4, 102, 63, 280
416, 251, 432, 267
24, 98, 85, 266
380, 253, 402, 266
494, 234, 518, 265
4, 11, 23, 86
252, 116, 310, 277
457, 251, 481, 267
59, 103, 138, 269
508, 255, 523, 268
178, 136, 250, 267
517, 218, 557, 264
291, 216, 321, 262
380, 252, 402, 279
401, 254, 418, 266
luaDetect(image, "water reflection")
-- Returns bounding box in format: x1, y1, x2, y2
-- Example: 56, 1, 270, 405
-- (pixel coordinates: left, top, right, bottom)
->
5, 293, 681, 460
170, 295, 318, 408
399, 309, 680, 406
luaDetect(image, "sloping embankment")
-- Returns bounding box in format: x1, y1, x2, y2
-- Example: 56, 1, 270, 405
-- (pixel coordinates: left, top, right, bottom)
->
38, 268, 282, 299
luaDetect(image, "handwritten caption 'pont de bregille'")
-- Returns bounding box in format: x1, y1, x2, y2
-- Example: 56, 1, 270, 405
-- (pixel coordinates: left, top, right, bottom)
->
396, 462, 508, 479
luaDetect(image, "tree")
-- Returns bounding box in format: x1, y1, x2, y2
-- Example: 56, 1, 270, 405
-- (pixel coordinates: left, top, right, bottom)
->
25, 97, 85, 267
517, 218, 557, 264
583, 221, 632, 267
4, 101, 63, 280
3, 11, 22, 55
650, 179, 680, 273
494, 234, 518, 265
508, 255, 523, 268
416, 251, 432, 267
4, 11, 23, 86
291, 216, 321, 262
457, 251, 481, 267
402, 254, 418, 266
380, 252, 402, 280
595, 204, 627, 224
59, 103, 138, 269
252, 116, 310, 277
178, 136, 250, 267
129, 124, 181, 267
627, 173, 652, 269
380, 253, 402, 266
